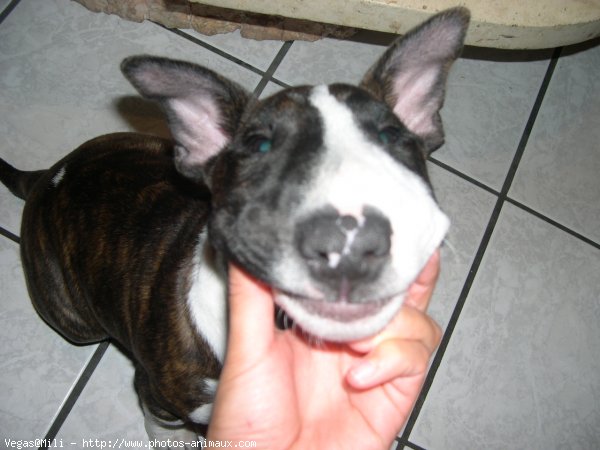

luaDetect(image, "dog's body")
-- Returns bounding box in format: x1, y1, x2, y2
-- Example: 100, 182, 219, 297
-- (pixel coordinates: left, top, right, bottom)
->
0, 9, 469, 445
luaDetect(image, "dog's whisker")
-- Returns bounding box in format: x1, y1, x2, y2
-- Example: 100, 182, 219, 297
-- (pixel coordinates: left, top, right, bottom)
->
441, 237, 462, 265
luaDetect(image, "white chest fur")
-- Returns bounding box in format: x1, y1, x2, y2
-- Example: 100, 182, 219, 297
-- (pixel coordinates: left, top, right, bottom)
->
187, 232, 228, 364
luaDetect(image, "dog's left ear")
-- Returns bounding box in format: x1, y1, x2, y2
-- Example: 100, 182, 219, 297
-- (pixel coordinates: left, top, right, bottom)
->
122, 56, 251, 181
360, 8, 470, 153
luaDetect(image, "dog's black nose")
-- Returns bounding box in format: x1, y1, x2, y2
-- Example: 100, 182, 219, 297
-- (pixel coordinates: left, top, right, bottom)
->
295, 208, 391, 285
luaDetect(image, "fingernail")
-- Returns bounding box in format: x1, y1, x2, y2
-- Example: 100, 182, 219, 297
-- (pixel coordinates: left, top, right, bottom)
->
349, 361, 377, 386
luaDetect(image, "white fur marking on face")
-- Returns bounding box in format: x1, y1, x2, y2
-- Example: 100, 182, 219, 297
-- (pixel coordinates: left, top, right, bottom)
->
51, 165, 66, 187
271, 85, 450, 341
305, 85, 449, 290
187, 233, 227, 363
341, 227, 359, 256
327, 222, 360, 269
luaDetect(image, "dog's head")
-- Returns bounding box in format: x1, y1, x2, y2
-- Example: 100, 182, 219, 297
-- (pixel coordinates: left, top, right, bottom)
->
122, 8, 469, 342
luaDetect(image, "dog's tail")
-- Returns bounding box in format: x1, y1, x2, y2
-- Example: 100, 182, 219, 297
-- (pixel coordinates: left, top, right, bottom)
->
0, 158, 46, 200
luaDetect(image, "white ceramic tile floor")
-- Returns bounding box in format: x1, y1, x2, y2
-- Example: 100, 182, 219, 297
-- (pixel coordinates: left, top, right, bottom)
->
510, 44, 600, 244
409, 202, 600, 450
0, 1, 598, 449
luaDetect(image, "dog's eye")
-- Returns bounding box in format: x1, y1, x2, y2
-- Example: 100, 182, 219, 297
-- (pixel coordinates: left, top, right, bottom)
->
377, 127, 401, 145
257, 139, 272, 153
246, 134, 273, 153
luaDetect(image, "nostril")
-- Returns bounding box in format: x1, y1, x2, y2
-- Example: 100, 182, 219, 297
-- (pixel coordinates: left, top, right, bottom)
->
316, 251, 330, 262
296, 210, 346, 262
355, 210, 392, 259
364, 249, 378, 259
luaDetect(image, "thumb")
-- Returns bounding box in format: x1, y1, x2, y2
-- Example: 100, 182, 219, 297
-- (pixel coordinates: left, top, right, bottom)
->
403, 248, 441, 312
226, 264, 276, 361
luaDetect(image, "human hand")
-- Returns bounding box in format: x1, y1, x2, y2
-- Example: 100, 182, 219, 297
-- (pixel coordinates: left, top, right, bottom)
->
207, 250, 442, 450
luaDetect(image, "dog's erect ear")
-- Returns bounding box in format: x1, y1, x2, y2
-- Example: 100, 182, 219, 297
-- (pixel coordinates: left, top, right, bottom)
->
121, 56, 251, 180
360, 8, 470, 153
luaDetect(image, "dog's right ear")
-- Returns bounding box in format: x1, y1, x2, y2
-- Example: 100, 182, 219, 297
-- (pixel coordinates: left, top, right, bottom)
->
360, 8, 469, 154
121, 56, 251, 181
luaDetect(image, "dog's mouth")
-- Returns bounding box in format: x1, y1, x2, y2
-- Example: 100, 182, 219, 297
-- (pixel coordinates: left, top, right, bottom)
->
272, 288, 406, 342
297, 296, 390, 322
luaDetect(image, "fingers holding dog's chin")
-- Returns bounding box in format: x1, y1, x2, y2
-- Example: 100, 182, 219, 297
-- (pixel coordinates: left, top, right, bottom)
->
347, 304, 437, 353
346, 338, 432, 390
227, 264, 277, 357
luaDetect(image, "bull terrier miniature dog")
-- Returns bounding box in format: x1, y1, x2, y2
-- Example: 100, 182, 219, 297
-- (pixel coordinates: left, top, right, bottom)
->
0, 8, 469, 446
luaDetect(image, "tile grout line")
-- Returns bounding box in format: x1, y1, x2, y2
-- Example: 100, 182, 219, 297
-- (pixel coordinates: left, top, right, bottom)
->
39, 341, 110, 450
0, 226, 20, 244
253, 40, 294, 97
268, 77, 292, 89
498, 47, 563, 198
428, 158, 600, 250
427, 156, 500, 196
506, 197, 600, 250
396, 46, 563, 450
159, 25, 267, 78
158, 23, 292, 93
402, 440, 427, 450
0, 0, 21, 25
